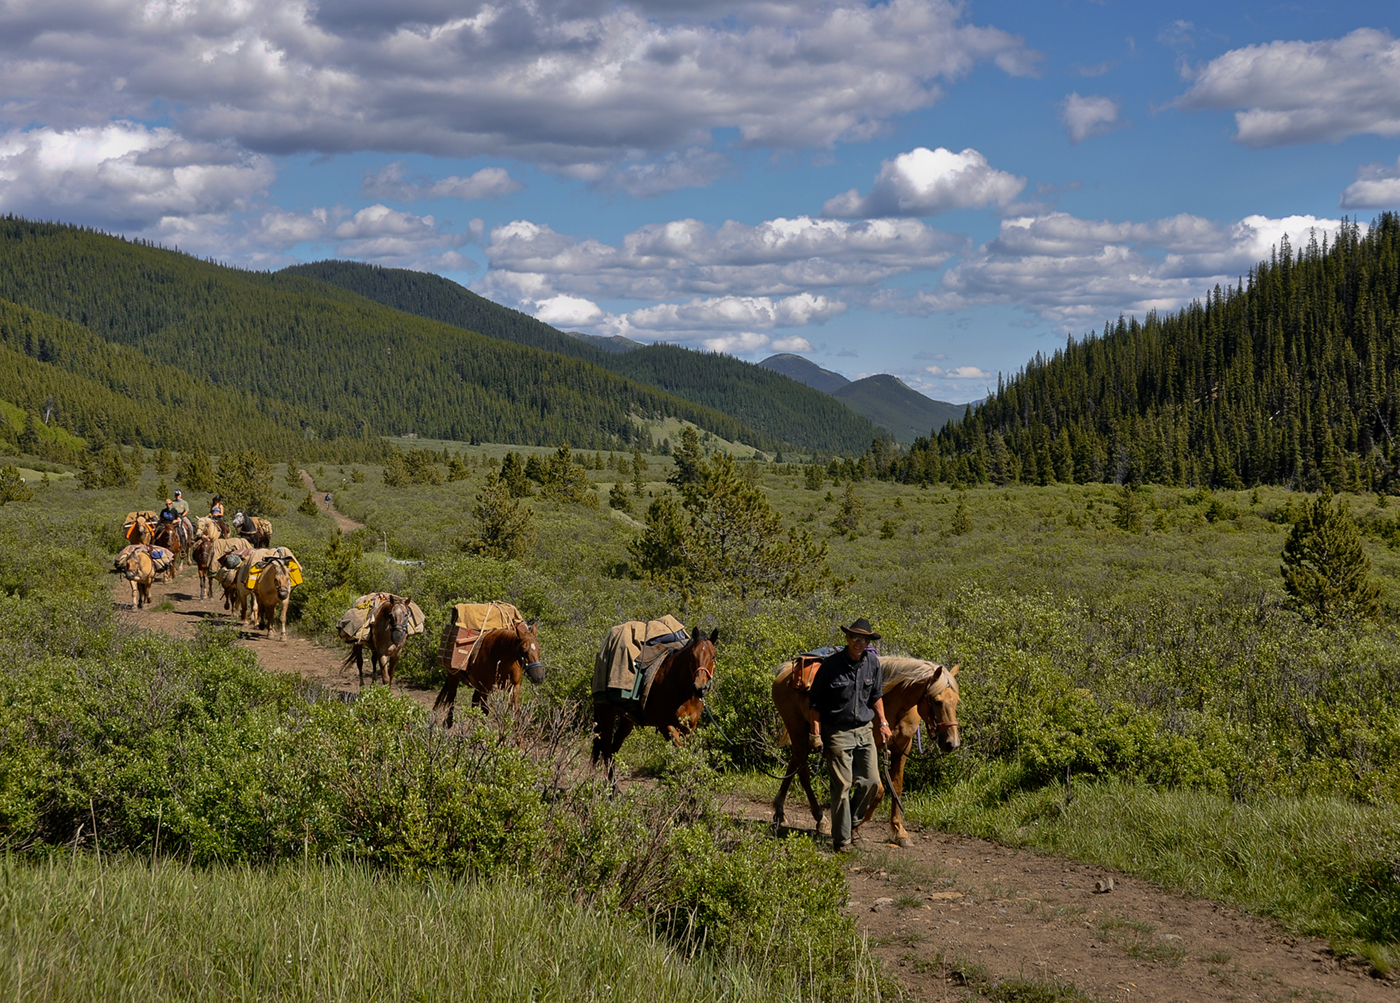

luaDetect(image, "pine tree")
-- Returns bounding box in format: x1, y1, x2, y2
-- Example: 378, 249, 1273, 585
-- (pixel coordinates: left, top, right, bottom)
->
298, 492, 321, 517
466, 470, 536, 560
1113, 484, 1144, 533
0, 464, 33, 505
608, 480, 632, 513
1281, 490, 1380, 620
499, 451, 533, 497
178, 446, 216, 493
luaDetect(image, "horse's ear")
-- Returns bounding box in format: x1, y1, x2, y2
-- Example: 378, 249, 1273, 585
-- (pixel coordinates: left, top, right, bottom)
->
950, 663, 960, 676
708, 627, 719, 644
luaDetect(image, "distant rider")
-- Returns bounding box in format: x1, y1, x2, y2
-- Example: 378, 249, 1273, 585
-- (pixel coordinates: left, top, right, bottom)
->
169, 490, 190, 520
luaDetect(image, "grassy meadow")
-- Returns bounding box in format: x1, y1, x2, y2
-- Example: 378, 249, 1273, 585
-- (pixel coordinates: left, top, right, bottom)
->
3, 439, 1400, 987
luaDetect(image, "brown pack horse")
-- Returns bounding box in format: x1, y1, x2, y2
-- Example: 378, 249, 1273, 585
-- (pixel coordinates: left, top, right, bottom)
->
190, 535, 216, 599
592, 627, 719, 782
433, 621, 545, 728
152, 520, 187, 576
343, 596, 415, 689
771, 655, 960, 847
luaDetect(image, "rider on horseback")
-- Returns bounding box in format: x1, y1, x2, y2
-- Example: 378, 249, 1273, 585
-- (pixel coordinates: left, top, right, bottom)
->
210, 494, 228, 537
170, 490, 190, 519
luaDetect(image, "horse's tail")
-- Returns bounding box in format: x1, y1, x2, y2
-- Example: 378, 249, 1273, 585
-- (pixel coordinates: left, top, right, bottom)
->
341, 645, 360, 672
433, 673, 459, 713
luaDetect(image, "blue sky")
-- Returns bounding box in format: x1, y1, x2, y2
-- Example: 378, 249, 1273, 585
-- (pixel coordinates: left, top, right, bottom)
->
2, 1, 1397, 403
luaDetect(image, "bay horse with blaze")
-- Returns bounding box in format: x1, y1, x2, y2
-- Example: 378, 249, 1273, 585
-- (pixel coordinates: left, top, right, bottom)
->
433, 621, 545, 728
771, 655, 960, 847
592, 627, 719, 782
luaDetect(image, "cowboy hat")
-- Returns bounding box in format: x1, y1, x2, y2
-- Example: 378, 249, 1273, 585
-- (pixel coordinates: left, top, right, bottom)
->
840, 617, 881, 641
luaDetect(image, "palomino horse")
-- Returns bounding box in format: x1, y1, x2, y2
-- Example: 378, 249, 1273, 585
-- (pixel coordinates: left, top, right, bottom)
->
196, 516, 226, 540
117, 548, 156, 609
771, 655, 960, 847
433, 621, 545, 728
343, 596, 415, 689
237, 551, 295, 638
592, 627, 719, 782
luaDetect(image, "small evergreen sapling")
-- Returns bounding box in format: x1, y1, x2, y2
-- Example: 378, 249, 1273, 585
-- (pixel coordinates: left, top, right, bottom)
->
1281, 490, 1380, 620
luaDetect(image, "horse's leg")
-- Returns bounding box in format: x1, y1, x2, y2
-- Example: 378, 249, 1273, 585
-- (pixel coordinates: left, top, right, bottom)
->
606, 717, 634, 785
591, 704, 613, 767
772, 735, 806, 828
279, 597, 288, 639
887, 740, 913, 847
792, 736, 829, 835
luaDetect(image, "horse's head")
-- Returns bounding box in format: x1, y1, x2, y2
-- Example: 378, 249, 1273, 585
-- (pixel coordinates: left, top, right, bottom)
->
263, 558, 292, 600
915, 663, 961, 753
514, 620, 545, 684
685, 625, 720, 698
192, 536, 214, 566
384, 597, 413, 649
124, 551, 154, 583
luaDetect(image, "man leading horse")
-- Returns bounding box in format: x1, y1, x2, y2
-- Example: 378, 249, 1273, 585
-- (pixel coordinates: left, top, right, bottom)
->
808, 617, 890, 854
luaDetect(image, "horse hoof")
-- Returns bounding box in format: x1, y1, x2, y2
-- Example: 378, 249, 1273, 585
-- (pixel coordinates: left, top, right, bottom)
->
817, 818, 831, 836
896, 835, 914, 848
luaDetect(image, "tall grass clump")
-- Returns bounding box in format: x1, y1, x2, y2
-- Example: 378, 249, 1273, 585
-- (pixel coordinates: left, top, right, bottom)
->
0, 854, 884, 1003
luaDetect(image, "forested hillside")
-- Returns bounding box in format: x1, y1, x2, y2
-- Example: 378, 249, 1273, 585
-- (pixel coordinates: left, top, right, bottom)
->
0, 219, 769, 451
604, 343, 881, 453
832, 375, 965, 445
0, 297, 377, 459
872, 215, 1400, 490
284, 259, 882, 452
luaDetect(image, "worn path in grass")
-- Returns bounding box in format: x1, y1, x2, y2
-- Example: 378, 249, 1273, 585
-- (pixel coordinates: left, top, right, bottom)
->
110, 561, 436, 712
299, 468, 365, 533
111, 568, 1392, 1002
729, 796, 1394, 1003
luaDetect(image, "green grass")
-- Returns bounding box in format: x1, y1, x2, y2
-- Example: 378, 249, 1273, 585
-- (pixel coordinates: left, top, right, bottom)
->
7, 450, 1400, 982
0, 855, 883, 1002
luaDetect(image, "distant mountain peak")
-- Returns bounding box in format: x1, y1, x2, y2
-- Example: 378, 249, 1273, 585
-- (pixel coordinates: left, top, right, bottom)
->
758, 354, 850, 394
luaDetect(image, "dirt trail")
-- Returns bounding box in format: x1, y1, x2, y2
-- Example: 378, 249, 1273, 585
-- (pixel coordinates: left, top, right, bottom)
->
111, 565, 1391, 1002
299, 469, 364, 533
727, 799, 1393, 1002
111, 561, 435, 712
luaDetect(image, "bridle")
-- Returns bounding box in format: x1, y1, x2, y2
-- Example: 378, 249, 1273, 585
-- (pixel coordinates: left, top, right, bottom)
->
692, 639, 716, 698
923, 671, 960, 733
517, 623, 545, 678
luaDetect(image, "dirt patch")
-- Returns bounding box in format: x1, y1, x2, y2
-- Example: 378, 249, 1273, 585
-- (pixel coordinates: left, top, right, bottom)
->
110, 562, 435, 712
727, 797, 1394, 1002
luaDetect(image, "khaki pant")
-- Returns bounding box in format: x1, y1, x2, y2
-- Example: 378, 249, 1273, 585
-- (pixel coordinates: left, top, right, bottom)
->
825, 726, 880, 850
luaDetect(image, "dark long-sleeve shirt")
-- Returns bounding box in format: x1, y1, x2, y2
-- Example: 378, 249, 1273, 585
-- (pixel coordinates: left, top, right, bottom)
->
809, 648, 882, 732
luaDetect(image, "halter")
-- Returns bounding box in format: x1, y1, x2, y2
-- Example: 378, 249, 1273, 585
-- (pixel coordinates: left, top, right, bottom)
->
692, 640, 716, 697
923, 672, 960, 731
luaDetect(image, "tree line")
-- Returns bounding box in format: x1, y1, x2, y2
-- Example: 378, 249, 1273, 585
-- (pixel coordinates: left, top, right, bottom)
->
853, 213, 1400, 491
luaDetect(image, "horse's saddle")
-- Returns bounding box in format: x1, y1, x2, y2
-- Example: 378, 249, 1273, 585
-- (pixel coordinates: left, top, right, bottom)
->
787, 646, 838, 693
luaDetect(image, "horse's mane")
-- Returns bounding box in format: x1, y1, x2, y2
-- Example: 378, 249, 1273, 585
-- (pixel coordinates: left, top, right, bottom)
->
880, 655, 944, 689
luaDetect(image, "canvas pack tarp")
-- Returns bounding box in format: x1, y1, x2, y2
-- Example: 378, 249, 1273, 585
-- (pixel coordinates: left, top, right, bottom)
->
113, 544, 174, 577
436, 601, 525, 672
238, 547, 303, 590
592, 616, 688, 706
338, 593, 427, 643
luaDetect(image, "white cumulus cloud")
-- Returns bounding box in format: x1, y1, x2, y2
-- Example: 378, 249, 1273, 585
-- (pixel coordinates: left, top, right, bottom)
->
1340, 157, 1400, 210
823, 146, 1025, 218
1177, 28, 1400, 147
912, 211, 1354, 329
0, 0, 1039, 172
482, 214, 964, 304
361, 163, 523, 201
1059, 93, 1122, 143
0, 123, 272, 228
532, 294, 605, 327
